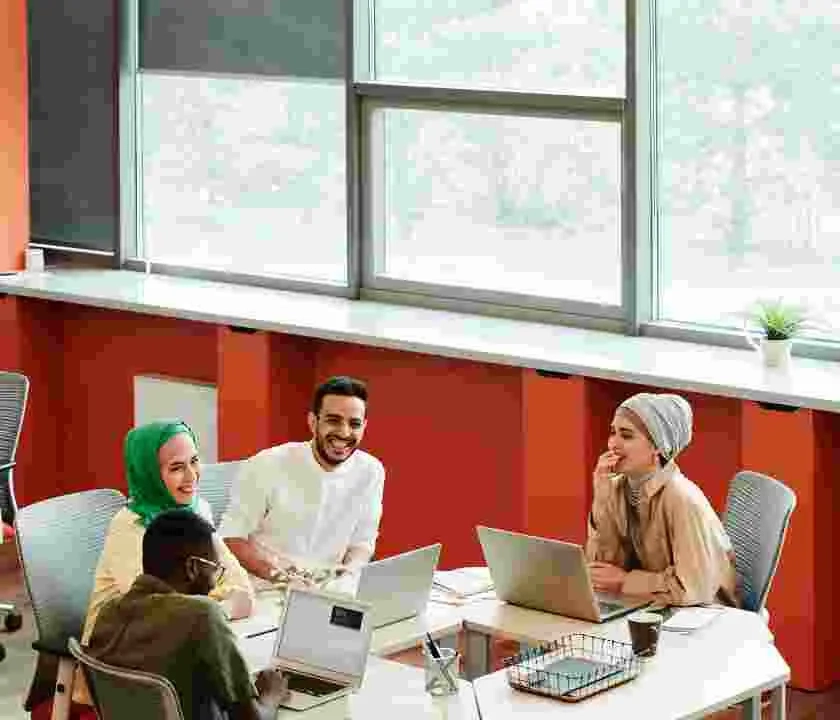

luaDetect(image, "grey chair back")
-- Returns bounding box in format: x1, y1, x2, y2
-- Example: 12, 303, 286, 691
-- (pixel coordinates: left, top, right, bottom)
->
200, 460, 243, 528
722, 470, 796, 613
68, 637, 185, 720
0, 371, 29, 522
15, 489, 126, 654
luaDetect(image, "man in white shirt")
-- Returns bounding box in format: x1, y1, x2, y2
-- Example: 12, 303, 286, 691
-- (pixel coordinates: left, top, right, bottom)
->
219, 376, 385, 583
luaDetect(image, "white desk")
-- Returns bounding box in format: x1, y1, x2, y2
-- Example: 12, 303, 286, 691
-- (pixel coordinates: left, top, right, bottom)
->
239, 638, 478, 720
469, 606, 789, 720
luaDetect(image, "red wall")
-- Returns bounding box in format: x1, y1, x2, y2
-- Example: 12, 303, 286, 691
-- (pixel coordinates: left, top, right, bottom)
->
0, 0, 28, 270
1, 296, 837, 690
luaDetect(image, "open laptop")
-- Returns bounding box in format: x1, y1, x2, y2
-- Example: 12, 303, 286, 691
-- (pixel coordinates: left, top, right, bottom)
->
272, 587, 373, 711
476, 526, 649, 623
356, 543, 442, 628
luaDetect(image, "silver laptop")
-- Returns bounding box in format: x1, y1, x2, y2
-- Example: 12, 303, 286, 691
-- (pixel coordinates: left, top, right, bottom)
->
357, 543, 442, 628
476, 526, 648, 623
272, 587, 373, 711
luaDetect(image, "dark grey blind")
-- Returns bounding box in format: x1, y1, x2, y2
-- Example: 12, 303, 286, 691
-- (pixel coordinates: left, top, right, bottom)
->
27, 0, 118, 254
139, 0, 345, 79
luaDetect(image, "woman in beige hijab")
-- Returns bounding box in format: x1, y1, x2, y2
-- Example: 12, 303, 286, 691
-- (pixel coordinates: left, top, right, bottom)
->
585, 393, 738, 606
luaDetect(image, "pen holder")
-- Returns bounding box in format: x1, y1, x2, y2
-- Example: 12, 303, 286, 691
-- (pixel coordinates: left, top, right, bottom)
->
423, 645, 460, 696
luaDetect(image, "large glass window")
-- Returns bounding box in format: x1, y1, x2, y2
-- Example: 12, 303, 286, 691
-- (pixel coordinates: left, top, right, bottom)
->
371, 0, 625, 96
139, 74, 346, 283
369, 106, 622, 304
656, 1, 840, 339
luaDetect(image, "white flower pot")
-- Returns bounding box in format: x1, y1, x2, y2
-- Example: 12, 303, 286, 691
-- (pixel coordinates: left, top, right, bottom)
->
743, 321, 794, 368
758, 338, 793, 368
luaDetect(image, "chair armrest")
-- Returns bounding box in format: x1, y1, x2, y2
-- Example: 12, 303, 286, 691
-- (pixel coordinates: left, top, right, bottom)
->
32, 640, 72, 658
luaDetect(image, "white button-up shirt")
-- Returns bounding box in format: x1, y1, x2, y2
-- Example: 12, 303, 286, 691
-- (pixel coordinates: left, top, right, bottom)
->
218, 442, 385, 566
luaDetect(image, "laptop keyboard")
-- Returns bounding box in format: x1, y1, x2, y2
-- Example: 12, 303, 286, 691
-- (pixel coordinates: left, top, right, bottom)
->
285, 673, 344, 697
597, 600, 626, 616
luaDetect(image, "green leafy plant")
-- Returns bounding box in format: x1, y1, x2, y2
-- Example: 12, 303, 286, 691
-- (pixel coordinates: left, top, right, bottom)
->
748, 299, 810, 341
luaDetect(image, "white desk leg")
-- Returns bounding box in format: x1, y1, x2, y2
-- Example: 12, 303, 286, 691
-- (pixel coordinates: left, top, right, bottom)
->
768, 684, 787, 720
740, 695, 761, 720
463, 628, 491, 681
50, 657, 76, 720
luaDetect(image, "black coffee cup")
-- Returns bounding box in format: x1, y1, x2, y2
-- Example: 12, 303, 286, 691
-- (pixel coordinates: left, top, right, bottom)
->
627, 611, 663, 657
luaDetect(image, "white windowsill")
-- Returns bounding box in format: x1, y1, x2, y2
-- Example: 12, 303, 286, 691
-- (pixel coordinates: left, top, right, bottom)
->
0, 268, 838, 414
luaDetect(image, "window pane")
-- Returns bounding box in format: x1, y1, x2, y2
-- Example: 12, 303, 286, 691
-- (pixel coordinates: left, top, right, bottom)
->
370, 107, 622, 305
372, 0, 625, 96
657, 2, 840, 339
139, 73, 347, 284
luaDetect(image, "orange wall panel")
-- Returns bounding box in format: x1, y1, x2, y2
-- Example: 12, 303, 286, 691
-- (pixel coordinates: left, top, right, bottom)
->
0, 0, 28, 270
741, 402, 818, 689
522, 372, 589, 543
217, 327, 272, 461
56, 305, 217, 498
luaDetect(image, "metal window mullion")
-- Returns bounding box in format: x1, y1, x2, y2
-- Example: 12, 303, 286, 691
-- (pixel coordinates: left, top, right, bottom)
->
119, 0, 140, 267
622, 0, 638, 334
354, 81, 623, 120
345, 0, 361, 295
633, 0, 658, 329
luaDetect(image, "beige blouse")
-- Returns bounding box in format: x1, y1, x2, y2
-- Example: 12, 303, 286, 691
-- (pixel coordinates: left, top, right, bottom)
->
585, 463, 738, 607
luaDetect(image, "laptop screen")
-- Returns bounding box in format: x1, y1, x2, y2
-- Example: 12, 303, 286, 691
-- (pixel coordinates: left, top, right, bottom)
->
274, 590, 372, 678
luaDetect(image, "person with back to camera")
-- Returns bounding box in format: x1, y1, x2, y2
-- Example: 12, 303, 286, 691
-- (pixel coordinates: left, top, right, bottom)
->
585, 392, 738, 606
86, 508, 289, 720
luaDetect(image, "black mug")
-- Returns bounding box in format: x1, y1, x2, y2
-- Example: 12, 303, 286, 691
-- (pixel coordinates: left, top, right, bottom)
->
627, 611, 663, 657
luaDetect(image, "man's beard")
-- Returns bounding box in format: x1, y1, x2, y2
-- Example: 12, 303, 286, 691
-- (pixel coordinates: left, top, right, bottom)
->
313, 433, 357, 467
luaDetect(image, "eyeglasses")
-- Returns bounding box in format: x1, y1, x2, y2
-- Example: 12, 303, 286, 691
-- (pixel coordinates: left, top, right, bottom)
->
189, 556, 225, 585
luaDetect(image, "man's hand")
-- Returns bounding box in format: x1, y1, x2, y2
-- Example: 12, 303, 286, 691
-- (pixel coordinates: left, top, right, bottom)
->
255, 668, 290, 708
589, 561, 627, 595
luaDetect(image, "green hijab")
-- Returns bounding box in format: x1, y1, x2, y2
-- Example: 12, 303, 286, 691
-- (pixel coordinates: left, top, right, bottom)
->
125, 420, 200, 527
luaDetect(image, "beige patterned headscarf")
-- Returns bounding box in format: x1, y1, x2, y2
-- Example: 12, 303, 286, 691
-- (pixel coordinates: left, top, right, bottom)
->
618, 393, 693, 463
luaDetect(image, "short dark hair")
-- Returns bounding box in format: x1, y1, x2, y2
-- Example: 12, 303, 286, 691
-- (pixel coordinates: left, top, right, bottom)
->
312, 376, 368, 415
142, 509, 215, 579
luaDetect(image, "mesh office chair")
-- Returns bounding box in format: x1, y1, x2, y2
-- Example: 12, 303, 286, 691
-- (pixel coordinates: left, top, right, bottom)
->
722, 470, 797, 614
68, 638, 185, 720
199, 460, 244, 528
0, 371, 30, 661
15, 489, 126, 719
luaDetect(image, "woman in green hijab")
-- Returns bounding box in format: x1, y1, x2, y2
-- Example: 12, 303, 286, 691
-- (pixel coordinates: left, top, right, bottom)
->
80, 421, 255, 648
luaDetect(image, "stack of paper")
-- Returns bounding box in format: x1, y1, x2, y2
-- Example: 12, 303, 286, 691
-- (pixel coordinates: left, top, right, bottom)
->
432, 567, 494, 599
662, 606, 724, 633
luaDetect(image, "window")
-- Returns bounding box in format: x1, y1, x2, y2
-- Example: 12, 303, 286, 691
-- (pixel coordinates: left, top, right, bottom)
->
139, 74, 347, 284
361, 0, 628, 317
129, 0, 348, 286
370, 0, 624, 96
117, 1, 839, 353
367, 106, 622, 305
655, 1, 840, 340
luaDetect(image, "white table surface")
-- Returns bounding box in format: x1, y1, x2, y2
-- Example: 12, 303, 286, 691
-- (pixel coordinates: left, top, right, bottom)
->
2, 268, 838, 412
231, 591, 466, 659
238, 647, 478, 720
471, 607, 789, 720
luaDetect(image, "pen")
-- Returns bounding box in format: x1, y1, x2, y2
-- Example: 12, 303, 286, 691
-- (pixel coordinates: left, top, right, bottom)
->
425, 633, 458, 693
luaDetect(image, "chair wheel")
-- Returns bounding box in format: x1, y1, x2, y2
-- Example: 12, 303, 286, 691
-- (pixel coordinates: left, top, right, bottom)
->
4, 611, 22, 632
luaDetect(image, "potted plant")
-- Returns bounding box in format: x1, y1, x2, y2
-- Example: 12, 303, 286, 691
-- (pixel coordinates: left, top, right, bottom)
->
743, 299, 810, 367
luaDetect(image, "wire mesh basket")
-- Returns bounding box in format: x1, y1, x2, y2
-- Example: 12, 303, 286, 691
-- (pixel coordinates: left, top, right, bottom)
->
504, 634, 641, 702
